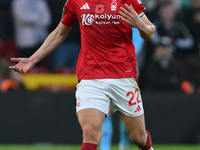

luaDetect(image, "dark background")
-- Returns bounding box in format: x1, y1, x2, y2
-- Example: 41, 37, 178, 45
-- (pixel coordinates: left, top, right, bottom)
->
0, 90, 200, 144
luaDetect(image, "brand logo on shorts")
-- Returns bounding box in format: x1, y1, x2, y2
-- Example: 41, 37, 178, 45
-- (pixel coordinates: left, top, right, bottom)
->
135, 105, 142, 112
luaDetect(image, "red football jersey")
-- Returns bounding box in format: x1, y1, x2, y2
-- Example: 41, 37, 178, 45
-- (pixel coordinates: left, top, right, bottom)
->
61, 0, 145, 80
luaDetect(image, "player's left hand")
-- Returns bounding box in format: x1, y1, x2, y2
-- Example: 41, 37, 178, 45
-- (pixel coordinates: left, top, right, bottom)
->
119, 4, 144, 29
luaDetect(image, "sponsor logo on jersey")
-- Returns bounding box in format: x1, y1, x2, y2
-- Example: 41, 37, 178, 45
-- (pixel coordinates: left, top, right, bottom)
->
80, 3, 90, 10
111, 0, 117, 11
81, 14, 95, 25
95, 4, 104, 13
81, 13, 121, 25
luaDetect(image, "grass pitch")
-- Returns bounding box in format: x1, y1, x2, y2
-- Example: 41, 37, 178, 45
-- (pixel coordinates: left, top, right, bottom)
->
0, 145, 200, 150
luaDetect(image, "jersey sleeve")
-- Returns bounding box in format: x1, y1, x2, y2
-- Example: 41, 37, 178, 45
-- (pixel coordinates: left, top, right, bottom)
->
61, 0, 77, 26
132, 0, 146, 15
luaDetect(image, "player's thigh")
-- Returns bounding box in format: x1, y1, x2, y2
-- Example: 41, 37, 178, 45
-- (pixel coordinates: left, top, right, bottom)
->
119, 112, 146, 138
77, 108, 105, 131
76, 79, 110, 116
110, 78, 144, 117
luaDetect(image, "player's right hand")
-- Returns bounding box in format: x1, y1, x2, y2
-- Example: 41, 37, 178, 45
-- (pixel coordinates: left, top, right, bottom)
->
9, 58, 35, 74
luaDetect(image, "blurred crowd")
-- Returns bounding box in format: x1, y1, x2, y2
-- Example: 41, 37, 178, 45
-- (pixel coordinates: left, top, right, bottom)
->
0, 0, 199, 93
139, 0, 200, 94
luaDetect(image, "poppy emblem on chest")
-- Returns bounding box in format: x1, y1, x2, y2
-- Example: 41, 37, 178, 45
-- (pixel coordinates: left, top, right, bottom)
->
95, 4, 104, 13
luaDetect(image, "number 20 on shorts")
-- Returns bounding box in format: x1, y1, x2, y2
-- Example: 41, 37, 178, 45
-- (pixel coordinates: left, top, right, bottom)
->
127, 89, 141, 106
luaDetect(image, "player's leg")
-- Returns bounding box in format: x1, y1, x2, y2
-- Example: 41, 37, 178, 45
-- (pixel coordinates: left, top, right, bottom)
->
108, 78, 153, 150
119, 118, 130, 150
119, 113, 153, 150
78, 108, 105, 150
99, 114, 113, 150
75, 79, 111, 150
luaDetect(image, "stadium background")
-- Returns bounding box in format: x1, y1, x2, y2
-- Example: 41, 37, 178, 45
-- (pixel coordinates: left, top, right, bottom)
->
0, 90, 200, 145
0, 0, 200, 149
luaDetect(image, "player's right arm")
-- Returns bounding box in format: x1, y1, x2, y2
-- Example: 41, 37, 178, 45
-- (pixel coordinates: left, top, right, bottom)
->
9, 23, 72, 73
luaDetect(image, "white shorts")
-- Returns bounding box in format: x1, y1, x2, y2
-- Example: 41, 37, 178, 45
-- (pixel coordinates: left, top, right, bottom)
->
75, 78, 144, 117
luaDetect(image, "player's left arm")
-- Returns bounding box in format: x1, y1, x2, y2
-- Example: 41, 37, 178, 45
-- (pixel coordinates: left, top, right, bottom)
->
119, 4, 155, 41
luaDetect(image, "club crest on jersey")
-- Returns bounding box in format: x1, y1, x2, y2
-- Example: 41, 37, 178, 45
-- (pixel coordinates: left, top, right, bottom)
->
95, 4, 104, 13
111, 0, 117, 11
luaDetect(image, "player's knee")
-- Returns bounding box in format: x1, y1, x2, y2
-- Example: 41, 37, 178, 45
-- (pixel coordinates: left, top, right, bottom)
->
130, 131, 147, 147
82, 124, 101, 143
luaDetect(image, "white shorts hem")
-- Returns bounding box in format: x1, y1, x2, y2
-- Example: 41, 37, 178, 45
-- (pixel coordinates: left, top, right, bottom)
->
112, 108, 144, 117
76, 106, 109, 116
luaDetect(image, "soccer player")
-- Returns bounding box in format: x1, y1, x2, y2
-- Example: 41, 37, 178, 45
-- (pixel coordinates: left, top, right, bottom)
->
9, 0, 155, 150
